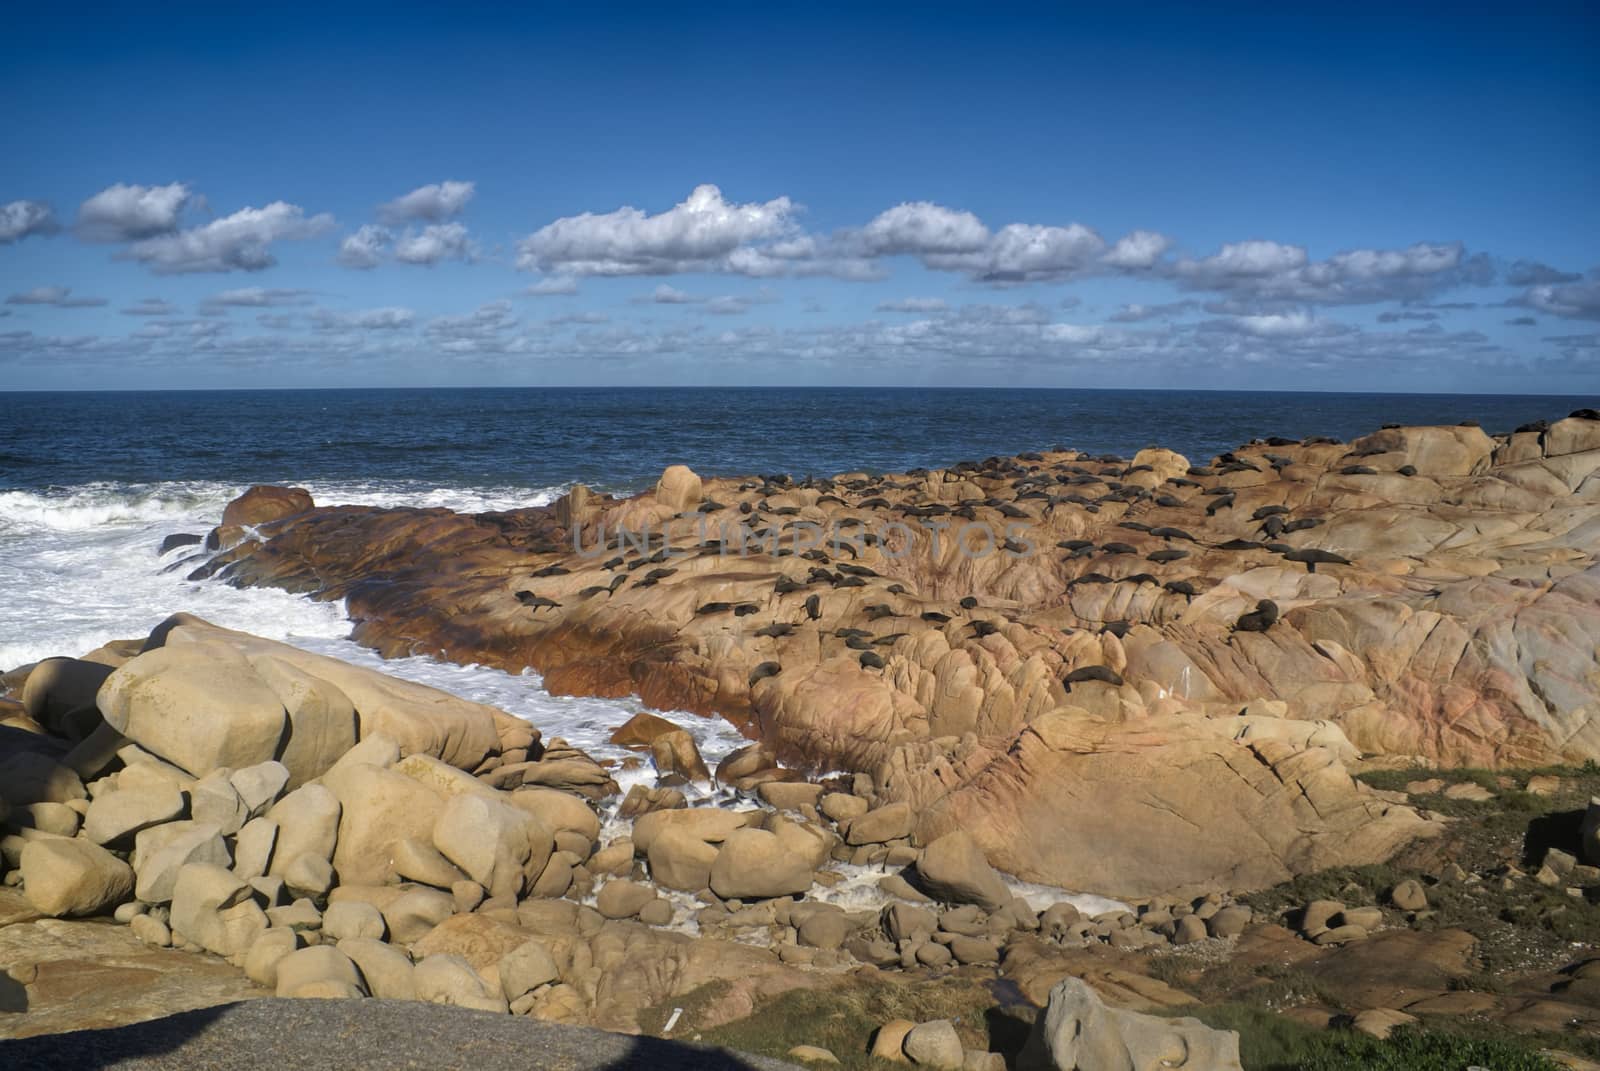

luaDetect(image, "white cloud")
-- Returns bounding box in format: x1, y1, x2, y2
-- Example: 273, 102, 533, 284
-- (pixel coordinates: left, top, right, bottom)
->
5, 286, 108, 308
311, 306, 416, 330
1101, 230, 1171, 269
120, 299, 177, 317
1207, 310, 1347, 339
644, 284, 702, 304
1109, 300, 1196, 322
1174, 240, 1489, 304
1519, 278, 1600, 321
393, 222, 473, 266
0, 200, 60, 243
860, 202, 989, 255
517, 184, 797, 276
523, 276, 579, 296
77, 183, 191, 242
337, 225, 391, 269
924, 222, 1109, 283
202, 287, 313, 308
877, 297, 948, 313
123, 202, 334, 273
378, 180, 476, 224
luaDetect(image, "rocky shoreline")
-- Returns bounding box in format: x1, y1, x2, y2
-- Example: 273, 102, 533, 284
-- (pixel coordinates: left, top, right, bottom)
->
3, 412, 1599, 1068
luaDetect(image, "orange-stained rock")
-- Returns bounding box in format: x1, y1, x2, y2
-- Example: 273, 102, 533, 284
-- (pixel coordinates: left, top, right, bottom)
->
221, 486, 314, 529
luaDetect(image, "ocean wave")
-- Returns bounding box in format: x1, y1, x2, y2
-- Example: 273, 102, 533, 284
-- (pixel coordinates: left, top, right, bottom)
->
0, 480, 568, 535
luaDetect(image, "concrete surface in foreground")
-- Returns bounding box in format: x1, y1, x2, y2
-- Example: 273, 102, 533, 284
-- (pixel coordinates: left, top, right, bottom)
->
0, 998, 805, 1071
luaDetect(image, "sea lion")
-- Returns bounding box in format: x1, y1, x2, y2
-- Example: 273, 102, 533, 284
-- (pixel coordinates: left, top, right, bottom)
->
1283, 548, 1350, 572
845, 635, 870, 650
601, 556, 625, 570
515, 592, 561, 611
696, 602, 733, 615
886, 583, 908, 595
959, 596, 979, 610
1058, 539, 1094, 551
1205, 494, 1236, 515
1100, 542, 1138, 556
748, 661, 782, 686
1063, 665, 1124, 686
1259, 516, 1286, 538
774, 576, 804, 595
531, 564, 570, 578
1163, 580, 1197, 598
1150, 526, 1196, 542
971, 620, 999, 637
755, 622, 794, 638
1147, 549, 1189, 564
864, 604, 894, 620
1252, 505, 1290, 520
1068, 573, 1113, 586
1283, 518, 1322, 533
1233, 599, 1279, 632
1216, 538, 1263, 551
1117, 521, 1153, 532
805, 594, 822, 619
921, 611, 951, 624
1100, 621, 1131, 638
733, 603, 760, 616
1340, 464, 1378, 475
859, 651, 886, 670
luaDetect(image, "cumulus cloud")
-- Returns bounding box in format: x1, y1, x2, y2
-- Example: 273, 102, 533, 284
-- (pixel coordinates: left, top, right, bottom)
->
310, 306, 416, 330
877, 297, 949, 313
0, 200, 60, 244
337, 225, 390, 269
1110, 300, 1196, 323
1101, 230, 1171, 270
523, 276, 578, 296
5, 286, 108, 308
860, 203, 989, 255
1505, 260, 1581, 287
77, 183, 192, 242
1214, 310, 1345, 339
393, 222, 473, 265
1174, 240, 1490, 304
201, 288, 313, 310
424, 300, 518, 354
120, 298, 177, 317
378, 180, 476, 224
922, 222, 1109, 283
1517, 278, 1600, 321
642, 284, 702, 304
517, 184, 798, 276
124, 202, 334, 273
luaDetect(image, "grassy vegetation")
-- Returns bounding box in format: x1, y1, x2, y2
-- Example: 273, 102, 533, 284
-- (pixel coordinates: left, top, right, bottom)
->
649, 973, 1028, 1070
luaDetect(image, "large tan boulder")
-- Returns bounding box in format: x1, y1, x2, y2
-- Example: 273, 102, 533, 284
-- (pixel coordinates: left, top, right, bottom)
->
916, 830, 1010, 911
147, 615, 501, 770
20, 838, 134, 917
82, 784, 186, 847
708, 828, 813, 900
904, 709, 1435, 899
1019, 976, 1242, 1070
169, 862, 269, 959
655, 465, 703, 512
264, 784, 341, 878
222, 485, 314, 528
319, 761, 445, 886
431, 793, 552, 901
246, 655, 358, 788
96, 643, 287, 777
647, 827, 720, 892
133, 822, 229, 903
631, 807, 749, 853
19, 657, 115, 737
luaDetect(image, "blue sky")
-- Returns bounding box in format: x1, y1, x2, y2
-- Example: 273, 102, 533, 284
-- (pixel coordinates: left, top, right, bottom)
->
2, 3, 1596, 391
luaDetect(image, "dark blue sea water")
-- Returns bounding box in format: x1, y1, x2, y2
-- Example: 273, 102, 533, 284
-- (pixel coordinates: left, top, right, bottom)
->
2, 387, 1594, 494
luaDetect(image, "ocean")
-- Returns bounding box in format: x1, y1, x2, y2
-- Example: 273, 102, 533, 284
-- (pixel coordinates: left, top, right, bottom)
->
1, 386, 1592, 767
